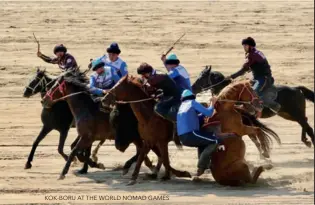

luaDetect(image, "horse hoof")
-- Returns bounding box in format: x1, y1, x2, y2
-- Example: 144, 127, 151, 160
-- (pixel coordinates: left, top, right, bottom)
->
76, 169, 87, 175
127, 180, 137, 186
92, 156, 98, 163
24, 162, 32, 169
192, 176, 202, 182
97, 163, 105, 170
144, 173, 158, 180
304, 141, 312, 148
58, 175, 65, 180
251, 166, 264, 184
160, 175, 171, 181
149, 165, 157, 173
183, 171, 192, 178
263, 164, 273, 170
122, 169, 129, 175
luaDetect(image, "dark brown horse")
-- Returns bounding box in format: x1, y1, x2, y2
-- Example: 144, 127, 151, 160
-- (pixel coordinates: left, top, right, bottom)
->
204, 81, 280, 186
102, 75, 191, 185
41, 71, 156, 179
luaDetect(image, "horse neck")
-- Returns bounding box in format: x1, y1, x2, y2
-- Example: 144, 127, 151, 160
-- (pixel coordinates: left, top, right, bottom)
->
217, 84, 242, 109
64, 83, 97, 121
116, 80, 154, 123
40, 75, 53, 98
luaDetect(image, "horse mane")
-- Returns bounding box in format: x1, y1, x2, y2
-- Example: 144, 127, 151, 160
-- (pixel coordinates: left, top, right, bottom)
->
217, 80, 251, 99
62, 70, 89, 90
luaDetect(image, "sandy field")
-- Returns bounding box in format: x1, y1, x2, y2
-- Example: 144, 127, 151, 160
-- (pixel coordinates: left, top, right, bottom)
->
0, 0, 314, 204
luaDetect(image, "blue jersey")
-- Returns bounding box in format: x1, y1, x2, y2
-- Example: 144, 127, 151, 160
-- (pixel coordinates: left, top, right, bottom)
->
95, 55, 128, 78
89, 66, 120, 96
168, 65, 191, 92
177, 99, 214, 135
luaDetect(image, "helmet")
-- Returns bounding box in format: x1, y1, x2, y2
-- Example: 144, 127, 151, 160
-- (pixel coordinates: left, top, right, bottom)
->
137, 63, 153, 75
181, 89, 195, 101
91, 59, 105, 71
165, 53, 180, 65
53, 44, 67, 54
242, 37, 256, 47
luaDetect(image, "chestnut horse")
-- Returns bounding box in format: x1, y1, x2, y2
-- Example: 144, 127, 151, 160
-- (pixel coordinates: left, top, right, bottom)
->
41, 71, 156, 179
204, 81, 281, 186
102, 75, 191, 185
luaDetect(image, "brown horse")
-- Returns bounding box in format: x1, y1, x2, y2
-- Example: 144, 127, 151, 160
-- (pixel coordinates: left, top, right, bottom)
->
204, 81, 280, 186
102, 75, 191, 185
41, 71, 156, 179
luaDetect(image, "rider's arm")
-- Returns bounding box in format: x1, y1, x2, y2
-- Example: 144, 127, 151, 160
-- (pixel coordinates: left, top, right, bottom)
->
192, 100, 215, 117
38, 53, 58, 64
111, 67, 121, 84
230, 55, 253, 79
168, 68, 179, 79
89, 76, 104, 96
119, 61, 128, 77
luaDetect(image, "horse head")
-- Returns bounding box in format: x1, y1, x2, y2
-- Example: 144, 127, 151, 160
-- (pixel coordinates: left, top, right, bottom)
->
192, 66, 230, 95
217, 81, 263, 113
102, 75, 149, 107
23, 67, 50, 98
41, 71, 88, 108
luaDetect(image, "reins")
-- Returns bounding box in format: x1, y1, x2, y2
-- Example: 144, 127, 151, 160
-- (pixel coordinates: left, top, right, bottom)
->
52, 91, 87, 103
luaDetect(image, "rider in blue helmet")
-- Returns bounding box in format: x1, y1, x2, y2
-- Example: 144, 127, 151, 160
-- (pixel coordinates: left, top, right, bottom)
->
177, 89, 234, 176
88, 58, 120, 96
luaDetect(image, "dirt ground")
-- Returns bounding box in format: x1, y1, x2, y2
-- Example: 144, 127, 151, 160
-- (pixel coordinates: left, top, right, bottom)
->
0, 0, 314, 204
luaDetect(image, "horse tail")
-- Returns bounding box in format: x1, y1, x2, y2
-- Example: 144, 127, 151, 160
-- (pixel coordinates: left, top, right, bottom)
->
296, 86, 314, 103
241, 112, 281, 154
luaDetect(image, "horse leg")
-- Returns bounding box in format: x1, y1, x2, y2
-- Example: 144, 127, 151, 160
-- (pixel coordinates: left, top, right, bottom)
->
144, 145, 163, 180
70, 135, 81, 164
76, 146, 92, 174
25, 126, 53, 169
91, 139, 105, 163
58, 130, 69, 161
59, 137, 90, 179
297, 117, 314, 147
158, 143, 191, 181
128, 144, 150, 186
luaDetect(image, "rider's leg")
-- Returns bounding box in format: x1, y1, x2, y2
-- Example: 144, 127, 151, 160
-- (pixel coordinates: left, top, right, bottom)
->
259, 77, 281, 113
154, 96, 177, 121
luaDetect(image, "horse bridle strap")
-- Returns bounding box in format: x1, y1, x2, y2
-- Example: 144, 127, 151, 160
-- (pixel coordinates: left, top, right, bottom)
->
25, 76, 47, 94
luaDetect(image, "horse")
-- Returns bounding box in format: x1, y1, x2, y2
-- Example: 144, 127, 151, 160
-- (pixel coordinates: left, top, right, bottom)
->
102, 75, 191, 185
23, 68, 75, 169
204, 80, 280, 186
40, 71, 158, 179
192, 66, 314, 148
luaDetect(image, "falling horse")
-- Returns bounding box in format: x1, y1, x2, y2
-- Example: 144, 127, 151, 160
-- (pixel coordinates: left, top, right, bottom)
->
41, 71, 156, 179
192, 66, 314, 151
102, 75, 191, 185
204, 80, 280, 186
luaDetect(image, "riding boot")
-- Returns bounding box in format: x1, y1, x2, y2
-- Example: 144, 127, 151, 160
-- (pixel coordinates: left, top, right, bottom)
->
197, 143, 217, 176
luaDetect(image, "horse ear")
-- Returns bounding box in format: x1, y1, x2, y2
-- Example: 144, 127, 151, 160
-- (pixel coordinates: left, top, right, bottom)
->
208, 65, 212, 72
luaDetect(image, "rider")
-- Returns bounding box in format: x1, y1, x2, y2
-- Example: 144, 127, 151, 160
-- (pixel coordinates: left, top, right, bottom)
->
161, 53, 192, 92
37, 44, 78, 71
226, 37, 280, 113
88, 59, 120, 96
90, 42, 128, 78
137, 62, 181, 121
177, 89, 230, 176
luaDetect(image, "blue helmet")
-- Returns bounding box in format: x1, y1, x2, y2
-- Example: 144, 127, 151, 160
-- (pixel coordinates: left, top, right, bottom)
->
181, 89, 195, 101
91, 59, 105, 71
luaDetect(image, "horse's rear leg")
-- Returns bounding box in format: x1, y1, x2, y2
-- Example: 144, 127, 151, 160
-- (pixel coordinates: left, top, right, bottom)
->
91, 139, 105, 163
25, 126, 53, 169
128, 145, 150, 185
145, 146, 163, 180
158, 143, 191, 180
